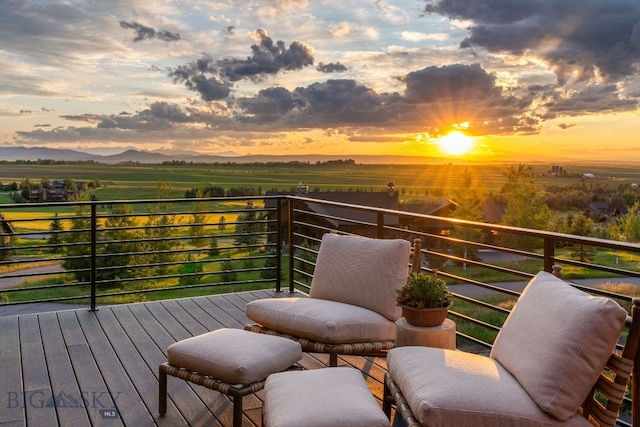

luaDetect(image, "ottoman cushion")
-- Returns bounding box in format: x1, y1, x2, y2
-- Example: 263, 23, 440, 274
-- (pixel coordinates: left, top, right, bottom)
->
263, 367, 389, 427
167, 328, 302, 384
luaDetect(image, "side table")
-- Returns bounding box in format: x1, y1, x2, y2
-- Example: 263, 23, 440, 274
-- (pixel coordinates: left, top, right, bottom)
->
395, 317, 456, 349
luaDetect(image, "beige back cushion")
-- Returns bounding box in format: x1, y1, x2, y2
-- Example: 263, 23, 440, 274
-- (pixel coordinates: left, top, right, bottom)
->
490, 271, 627, 421
308, 233, 411, 320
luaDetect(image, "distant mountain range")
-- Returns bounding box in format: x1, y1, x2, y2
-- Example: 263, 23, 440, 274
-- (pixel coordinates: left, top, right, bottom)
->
0, 146, 459, 165
1, 145, 617, 165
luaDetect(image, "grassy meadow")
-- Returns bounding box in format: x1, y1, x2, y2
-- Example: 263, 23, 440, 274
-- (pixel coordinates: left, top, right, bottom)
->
1, 160, 639, 307
2, 160, 639, 203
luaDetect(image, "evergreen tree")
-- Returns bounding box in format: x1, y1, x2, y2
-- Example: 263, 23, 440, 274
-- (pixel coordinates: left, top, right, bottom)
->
220, 259, 237, 282
450, 167, 484, 263
0, 233, 14, 261
62, 204, 93, 283
208, 236, 220, 256
47, 213, 64, 253
260, 254, 278, 280
234, 202, 261, 246
612, 201, 640, 243
189, 201, 208, 247
144, 181, 181, 275
296, 240, 317, 284
178, 255, 204, 286
98, 203, 143, 288
568, 214, 596, 262
499, 164, 551, 251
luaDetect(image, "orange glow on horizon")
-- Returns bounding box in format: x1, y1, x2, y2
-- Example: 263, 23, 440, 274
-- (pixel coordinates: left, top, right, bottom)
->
436, 131, 475, 156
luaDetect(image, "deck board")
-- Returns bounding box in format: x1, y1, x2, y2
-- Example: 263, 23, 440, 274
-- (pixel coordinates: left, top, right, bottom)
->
0, 290, 390, 427
19, 315, 58, 427
0, 315, 25, 427
38, 311, 91, 427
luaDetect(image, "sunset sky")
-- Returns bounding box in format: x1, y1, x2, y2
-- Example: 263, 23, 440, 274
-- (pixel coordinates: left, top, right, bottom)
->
1, 0, 640, 162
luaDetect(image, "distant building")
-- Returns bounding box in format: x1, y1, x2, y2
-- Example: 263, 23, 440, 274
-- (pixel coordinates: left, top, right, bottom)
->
27, 179, 79, 202
549, 164, 567, 176
265, 183, 403, 243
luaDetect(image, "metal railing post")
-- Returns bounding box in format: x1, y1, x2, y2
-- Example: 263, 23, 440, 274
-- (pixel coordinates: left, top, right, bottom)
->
543, 237, 555, 274
288, 198, 295, 293
90, 203, 98, 312
275, 198, 282, 292
377, 212, 384, 239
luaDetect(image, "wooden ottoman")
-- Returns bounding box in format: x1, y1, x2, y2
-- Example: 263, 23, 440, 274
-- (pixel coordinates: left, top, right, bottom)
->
263, 367, 389, 427
159, 328, 302, 427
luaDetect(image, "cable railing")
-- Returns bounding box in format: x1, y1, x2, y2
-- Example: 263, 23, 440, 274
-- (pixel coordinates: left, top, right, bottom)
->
2, 194, 640, 424
0, 196, 283, 310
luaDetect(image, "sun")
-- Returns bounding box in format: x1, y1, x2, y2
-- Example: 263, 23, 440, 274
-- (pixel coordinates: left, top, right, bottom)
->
436, 131, 474, 156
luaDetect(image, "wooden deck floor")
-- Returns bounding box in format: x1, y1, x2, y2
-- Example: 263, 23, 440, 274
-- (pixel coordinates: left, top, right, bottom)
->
0, 290, 390, 427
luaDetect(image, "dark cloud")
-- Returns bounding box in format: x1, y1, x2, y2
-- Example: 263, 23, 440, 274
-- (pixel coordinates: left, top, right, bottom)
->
119, 21, 180, 42
316, 62, 348, 73
402, 63, 501, 104
169, 63, 231, 101
424, 0, 640, 84
59, 102, 192, 132
34, 124, 51, 128
217, 29, 314, 82
223, 26, 235, 36
168, 29, 314, 101
293, 80, 399, 123
541, 84, 637, 119
235, 65, 532, 135
20, 63, 537, 142
239, 79, 402, 127
397, 64, 535, 135
238, 87, 305, 119
557, 123, 577, 130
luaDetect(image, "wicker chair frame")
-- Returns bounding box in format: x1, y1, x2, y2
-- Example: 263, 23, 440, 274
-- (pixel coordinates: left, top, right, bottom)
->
159, 362, 301, 427
244, 324, 395, 367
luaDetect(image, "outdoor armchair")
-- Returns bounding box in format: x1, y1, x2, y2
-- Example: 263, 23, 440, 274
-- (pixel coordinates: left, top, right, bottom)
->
383, 271, 640, 427
245, 232, 411, 366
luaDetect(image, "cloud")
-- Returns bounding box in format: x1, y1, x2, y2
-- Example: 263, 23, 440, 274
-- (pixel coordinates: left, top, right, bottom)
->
120, 21, 180, 42
557, 123, 577, 130
401, 31, 448, 42
541, 84, 638, 118
403, 63, 501, 104
316, 62, 348, 73
423, 0, 640, 84
168, 29, 314, 101
17, 63, 535, 147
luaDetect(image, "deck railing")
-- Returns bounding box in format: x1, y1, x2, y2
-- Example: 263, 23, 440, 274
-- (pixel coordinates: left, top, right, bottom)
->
2, 195, 640, 425
0, 196, 282, 311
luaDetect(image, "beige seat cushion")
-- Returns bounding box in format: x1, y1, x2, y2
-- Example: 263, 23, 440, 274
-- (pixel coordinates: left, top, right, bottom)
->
245, 297, 396, 344
387, 346, 592, 427
167, 328, 302, 384
308, 233, 411, 320
490, 271, 627, 420
263, 367, 389, 427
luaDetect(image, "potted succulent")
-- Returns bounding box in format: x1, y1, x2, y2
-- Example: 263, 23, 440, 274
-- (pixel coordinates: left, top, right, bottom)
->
396, 271, 453, 327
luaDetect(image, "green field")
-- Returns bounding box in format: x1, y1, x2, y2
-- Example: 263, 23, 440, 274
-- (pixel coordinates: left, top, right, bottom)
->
2, 161, 638, 202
